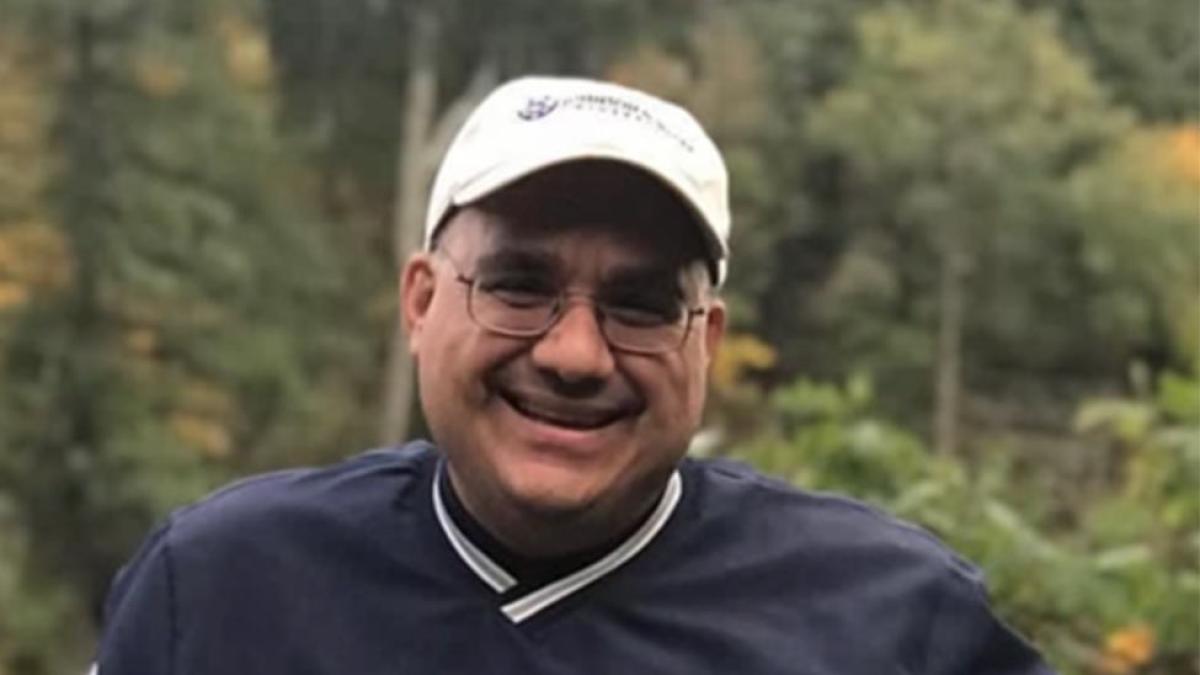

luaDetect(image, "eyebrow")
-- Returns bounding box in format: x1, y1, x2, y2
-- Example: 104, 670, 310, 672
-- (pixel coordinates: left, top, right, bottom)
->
473, 249, 556, 276
603, 267, 686, 300
473, 247, 689, 297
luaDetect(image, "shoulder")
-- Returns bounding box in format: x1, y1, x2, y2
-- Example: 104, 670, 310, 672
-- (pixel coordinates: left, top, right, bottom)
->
162, 442, 438, 554
99, 444, 445, 668
673, 459, 1057, 673
680, 457, 982, 586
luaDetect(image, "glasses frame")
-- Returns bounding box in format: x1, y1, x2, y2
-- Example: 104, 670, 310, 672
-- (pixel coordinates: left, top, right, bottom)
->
436, 251, 707, 355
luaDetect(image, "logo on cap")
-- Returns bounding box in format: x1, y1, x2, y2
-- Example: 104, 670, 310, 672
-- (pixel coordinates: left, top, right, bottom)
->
517, 96, 559, 121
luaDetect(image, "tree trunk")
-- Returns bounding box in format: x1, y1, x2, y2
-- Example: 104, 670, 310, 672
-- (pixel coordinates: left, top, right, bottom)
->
378, 8, 438, 446
378, 9, 497, 445
62, 4, 111, 626
933, 236, 968, 457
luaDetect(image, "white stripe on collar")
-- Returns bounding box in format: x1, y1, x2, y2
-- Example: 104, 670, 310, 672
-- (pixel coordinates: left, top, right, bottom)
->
432, 467, 683, 624
432, 468, 518, 593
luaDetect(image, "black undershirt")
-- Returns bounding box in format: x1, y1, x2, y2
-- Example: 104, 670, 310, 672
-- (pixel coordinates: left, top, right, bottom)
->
437, 466, 654, 596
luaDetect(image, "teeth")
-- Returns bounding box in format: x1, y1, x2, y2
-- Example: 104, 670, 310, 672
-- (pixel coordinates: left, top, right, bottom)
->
503, 393, 617, 430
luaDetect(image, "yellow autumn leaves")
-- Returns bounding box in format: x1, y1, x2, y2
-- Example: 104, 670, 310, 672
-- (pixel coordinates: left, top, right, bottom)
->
0, 225, 71, 310
0, 36, 68, 314
168, 380, 235, 460
132, 55, 187, 99
712, 333, 777, 393
1096, 624, 1156, 674
215, 12, 271, 89
1164, 126, 1200, 185
132, 10, 272, 100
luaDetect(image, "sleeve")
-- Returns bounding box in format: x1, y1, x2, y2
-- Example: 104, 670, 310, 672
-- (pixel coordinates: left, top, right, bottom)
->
96, 522, 178, 675
923, 560, 1058, 675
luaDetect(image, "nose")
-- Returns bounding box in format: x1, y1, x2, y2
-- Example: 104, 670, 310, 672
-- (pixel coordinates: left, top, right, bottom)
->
529, 299, 616, 388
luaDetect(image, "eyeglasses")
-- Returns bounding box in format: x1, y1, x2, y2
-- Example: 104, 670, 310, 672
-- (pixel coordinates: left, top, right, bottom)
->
437, 252, 706, 355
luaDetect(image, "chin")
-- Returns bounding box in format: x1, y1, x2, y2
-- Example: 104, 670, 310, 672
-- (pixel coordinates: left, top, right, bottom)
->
498, 459, 612, 518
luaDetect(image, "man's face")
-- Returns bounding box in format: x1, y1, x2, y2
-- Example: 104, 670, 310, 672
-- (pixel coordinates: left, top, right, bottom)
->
402, 163, 725, 544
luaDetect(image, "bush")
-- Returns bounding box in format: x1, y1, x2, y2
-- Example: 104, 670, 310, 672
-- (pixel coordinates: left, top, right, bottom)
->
732, 371, 1200, 675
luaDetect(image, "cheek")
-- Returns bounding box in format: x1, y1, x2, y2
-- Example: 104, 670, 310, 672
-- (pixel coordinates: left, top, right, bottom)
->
417, 307, 488, 408
630, 355, 708, 431
421, 293, 494, 363
417, 305, 527, 413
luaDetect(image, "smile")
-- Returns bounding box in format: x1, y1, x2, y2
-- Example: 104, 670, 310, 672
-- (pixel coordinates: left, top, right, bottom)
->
497, 389, 630, 431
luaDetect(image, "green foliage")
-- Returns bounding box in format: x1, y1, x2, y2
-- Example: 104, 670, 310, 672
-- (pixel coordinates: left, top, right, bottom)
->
0, 494, 87, 675
802, 0, 1131, 421
0, 2, 360, 671
735, 371, 1200, 674
1037, 0, 1200, 121
1065, 128, 1200, 369
749, 374, 931, 500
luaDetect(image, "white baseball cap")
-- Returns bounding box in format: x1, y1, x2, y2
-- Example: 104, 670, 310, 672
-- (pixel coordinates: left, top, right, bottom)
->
425, 76, 731, 284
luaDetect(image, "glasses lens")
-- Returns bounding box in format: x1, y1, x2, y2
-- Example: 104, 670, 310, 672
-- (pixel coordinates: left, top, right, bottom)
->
603, 320, 689, 354
466, 275, 698, 354
469, 282, 556, 335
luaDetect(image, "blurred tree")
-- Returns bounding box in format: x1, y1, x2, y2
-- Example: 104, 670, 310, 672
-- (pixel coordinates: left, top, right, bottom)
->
1034, 0, 1200, 122
0, 31, 64, 334
0, 1, 351, 671
806, 0, 1125, 455
720, 0, 886, 370
0, 26, 88, 675
1066, 125, 1200, 372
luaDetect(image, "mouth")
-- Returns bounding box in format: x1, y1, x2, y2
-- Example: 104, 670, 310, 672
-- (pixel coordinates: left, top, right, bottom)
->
496, 388, 634, 431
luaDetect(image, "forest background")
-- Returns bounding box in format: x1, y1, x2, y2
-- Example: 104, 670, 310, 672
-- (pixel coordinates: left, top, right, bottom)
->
0, 0, 1196, 673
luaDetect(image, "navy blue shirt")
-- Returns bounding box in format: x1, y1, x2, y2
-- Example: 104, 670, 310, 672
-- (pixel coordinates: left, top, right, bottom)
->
98, 442, 1056, 674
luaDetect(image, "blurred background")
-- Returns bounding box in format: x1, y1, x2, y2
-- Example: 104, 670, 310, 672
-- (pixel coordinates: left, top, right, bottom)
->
0, 0, 1196, 672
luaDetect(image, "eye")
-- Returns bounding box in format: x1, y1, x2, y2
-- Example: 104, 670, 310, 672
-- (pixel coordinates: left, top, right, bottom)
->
478, 274, 557, 309
603, 293, 683, 327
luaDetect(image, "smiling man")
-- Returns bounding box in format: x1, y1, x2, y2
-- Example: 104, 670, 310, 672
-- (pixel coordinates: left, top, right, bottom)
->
96, 77, 1056, 674
408, 160, 722, 563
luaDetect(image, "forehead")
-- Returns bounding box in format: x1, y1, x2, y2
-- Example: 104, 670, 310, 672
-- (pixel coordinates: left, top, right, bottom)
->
438, 161, 708, 274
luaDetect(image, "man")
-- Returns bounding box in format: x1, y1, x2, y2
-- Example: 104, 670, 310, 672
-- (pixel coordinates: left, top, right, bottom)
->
96, 76, 1055, 673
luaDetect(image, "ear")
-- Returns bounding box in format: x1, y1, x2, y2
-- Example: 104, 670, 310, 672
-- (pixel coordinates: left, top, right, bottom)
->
401, 253, 437, 354
701, 298, 726, 366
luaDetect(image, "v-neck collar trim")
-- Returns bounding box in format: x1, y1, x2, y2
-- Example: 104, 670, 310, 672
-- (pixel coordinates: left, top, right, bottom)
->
432, 465, 683, 624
